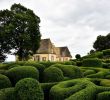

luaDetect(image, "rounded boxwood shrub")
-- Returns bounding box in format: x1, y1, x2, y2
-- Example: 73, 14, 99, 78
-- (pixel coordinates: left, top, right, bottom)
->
15, 78, 44, 100
103, 49, 110, 56
43, 67, 64, 82
0, 87, 16, 100
50, 64, 83, 78
4, 61, 25, 70
0, 91, 6, 100
82, 58, 102, 67
24, 62, 45, 82
6, 66, 39, 85
97, 91, 110, 100
0, 74, 11, 89
39, 61, 56, 68
83, 70, 96, 76
50, 78, 97, 100
24, 62, 45, 72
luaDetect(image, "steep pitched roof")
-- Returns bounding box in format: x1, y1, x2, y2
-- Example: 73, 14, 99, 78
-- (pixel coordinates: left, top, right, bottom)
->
37, 38, 72, 58
58, 46, 72, 57
37, 38, 56, 54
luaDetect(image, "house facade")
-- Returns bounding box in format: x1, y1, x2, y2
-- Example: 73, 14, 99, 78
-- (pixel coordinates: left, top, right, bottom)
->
32, 38, 72, 62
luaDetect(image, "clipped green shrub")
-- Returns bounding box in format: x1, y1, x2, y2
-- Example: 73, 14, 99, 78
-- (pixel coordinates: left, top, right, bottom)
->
50, 64, 83, 78
82, 58, 102, 67
100, 79, 110, 87
83, 51, 103, 59
0, 74, 11, 89
97, 91, 110, 100
0, 70, 6, 75
62, 61, 76, 65
15, 78, 44, 100
83, 70, 96, 76
41, 82, 58, 100
76, 61, 82, 66
102, 63, 110, 68
0, 91, 6, 100
39, 61, 56, 68
43, 67, 64, 82
3, 61, 25, 70
50, 78, 97, 100
0, 87, 16, 100
86, 71, 106, 78
86, 68, 110, 79
103, 49, 110, 56
6, 66, 39, 85
24, 62, 45, 72
105, 75, 110, 79
24, 62, 45, 82
0, 64, 9, 70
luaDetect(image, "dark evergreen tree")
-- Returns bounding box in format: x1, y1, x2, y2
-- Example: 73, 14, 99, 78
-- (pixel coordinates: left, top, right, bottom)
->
0, 3, 41, 61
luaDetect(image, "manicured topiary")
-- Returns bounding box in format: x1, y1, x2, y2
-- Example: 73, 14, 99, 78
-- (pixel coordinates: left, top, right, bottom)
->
0, 70, 6, 75
50, 78, 97, 100
83, 70, 96, 76
62, 61, 76, 65
41, 82, 58, 100
0, 87, 16, 100
103, 49, 110, 56
39, 61, 55, 68
82, 58, 102, 67
0, 91, 6, 100
24, 62, 45, 82
76, 61, 82, 66
100, 79, 110, 87
97, 91, 110, 100
50, 78, 110, 100
3, 61, 25, 70
43, 67, 64, 82
0, 74, 11, 89
50, 64, 83, 79
6, 66, 39, 85
0, 63, 9, 70
15, 78, 44, 100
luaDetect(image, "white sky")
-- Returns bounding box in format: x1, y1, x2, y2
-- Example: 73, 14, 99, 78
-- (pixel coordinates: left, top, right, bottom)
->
0, 0, 110, 61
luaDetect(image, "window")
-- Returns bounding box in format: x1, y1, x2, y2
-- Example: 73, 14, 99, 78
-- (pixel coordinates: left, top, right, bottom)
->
51, 56, 54, 61
36, 56, 40, 61
42, 57, 46, 61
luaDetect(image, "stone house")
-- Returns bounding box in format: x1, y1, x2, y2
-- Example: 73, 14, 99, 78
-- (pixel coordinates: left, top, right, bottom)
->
33, 38, 72, 62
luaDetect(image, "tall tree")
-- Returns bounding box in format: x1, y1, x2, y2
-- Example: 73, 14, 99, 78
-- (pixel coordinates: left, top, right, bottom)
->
0, 10, 13, 62
93, 33, 110, 51
0, 3, 41, 61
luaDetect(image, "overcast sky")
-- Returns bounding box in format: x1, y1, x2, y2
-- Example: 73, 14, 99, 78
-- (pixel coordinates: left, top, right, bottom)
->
1, 0, 110, 61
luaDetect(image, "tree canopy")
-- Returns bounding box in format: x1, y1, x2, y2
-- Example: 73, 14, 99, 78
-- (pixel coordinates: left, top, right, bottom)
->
93, 33, 110, 51
0, 3, 41, 62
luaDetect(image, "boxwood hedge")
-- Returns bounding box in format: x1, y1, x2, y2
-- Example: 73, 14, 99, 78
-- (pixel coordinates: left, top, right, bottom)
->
50, 64, 83, 79
82, 58, 102, 67
6, 66, 39, 85
50, 78, 110, 100
0, 87, 16, 100
43, 67, 64, 82
15, 78, 44, 100
0, 74, 12, 89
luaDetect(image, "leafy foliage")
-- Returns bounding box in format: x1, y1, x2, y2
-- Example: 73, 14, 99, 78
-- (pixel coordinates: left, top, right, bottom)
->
82, 58, 102, 67
93, 33, 110, 51
15, 78, 44, 100
6, 66, 39, 85
0, 74, 12, 89
0, 87, 16, 100
0, 3, 41, 61
43, 67, 64, 82
50, 64, 83, 78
